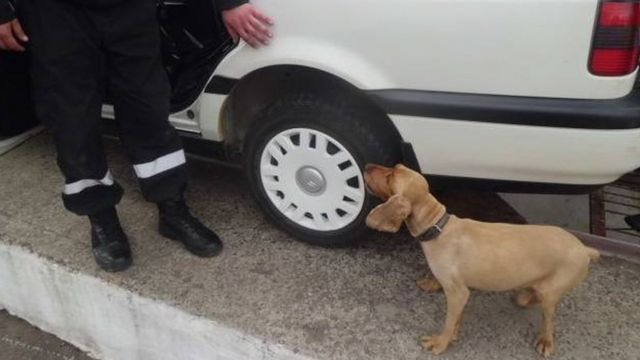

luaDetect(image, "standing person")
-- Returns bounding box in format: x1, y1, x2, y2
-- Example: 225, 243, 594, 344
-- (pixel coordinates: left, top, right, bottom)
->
0, 0, 273, 272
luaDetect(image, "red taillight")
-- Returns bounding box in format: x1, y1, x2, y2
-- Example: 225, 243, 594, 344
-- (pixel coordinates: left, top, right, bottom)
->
589, 0, 640, 76
599, 2, 640, 26
591, 48, 640, 75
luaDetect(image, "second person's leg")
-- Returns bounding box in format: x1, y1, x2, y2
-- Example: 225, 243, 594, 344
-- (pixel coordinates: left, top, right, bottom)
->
103, 1, 222, 257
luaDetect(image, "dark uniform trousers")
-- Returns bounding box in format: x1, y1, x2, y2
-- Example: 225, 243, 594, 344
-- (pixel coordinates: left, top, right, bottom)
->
17, 0, 187, 216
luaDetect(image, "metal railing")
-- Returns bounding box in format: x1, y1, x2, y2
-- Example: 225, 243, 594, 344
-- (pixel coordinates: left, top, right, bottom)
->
591, 170, 640, 245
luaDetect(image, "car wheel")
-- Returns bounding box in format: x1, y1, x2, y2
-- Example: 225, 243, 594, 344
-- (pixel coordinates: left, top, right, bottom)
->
244, 94, 400, 247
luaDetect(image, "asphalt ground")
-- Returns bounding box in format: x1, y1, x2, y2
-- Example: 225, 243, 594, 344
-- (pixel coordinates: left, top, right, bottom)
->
1, 133, 639, 360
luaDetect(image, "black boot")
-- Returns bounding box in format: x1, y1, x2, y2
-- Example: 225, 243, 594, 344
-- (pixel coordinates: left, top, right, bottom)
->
158, 199, 223, 257
625, 214, 640, 232
88, 207, 132, 272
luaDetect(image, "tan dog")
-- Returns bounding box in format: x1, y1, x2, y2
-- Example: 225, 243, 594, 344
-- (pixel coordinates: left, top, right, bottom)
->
364, 164, 599, 357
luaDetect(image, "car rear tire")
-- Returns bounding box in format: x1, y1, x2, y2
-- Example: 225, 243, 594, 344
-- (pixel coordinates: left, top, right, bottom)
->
243, 93, 400, 247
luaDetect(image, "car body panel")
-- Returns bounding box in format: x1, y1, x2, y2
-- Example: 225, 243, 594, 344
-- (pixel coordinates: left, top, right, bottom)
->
393, 114, 640, 185
214, 0, 634, 99
198, 93, 227, 140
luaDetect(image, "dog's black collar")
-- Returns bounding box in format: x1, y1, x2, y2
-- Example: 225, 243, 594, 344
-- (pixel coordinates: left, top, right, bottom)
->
420, 213, 450, 242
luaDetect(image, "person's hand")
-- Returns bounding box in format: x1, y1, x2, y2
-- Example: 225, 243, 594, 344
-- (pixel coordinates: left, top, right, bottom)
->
222, 4, 273, 48
0, 19, 28, 51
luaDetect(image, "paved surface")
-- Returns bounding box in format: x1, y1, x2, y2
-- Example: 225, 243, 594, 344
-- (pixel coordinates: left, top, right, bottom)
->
1, 133, 640, 360
0, 310, 94, 360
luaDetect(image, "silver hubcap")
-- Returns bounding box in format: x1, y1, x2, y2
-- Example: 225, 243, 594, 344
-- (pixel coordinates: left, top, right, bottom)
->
259, 128, 365, 231
296, 166, 327, 195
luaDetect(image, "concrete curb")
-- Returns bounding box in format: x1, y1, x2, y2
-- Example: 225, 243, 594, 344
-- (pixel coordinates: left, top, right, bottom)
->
0, 243, 316, 360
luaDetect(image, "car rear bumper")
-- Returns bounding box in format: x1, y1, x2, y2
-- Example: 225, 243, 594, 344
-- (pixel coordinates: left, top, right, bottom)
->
368, 88, 640, 130
368, 89, 640, 186
390, 114, 640, 186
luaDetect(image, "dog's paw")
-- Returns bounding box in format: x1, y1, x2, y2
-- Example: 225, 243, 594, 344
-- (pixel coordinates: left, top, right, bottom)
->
421, 334, 450, 355
535, 337, 555, 358
417, 277, 442, 293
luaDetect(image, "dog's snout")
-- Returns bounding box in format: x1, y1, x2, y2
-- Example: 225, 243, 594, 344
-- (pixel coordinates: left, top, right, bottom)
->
363, 164, 393, 200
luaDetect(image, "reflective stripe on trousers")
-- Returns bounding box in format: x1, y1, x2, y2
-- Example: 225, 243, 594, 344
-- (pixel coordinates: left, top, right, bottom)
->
64, 170, 115, 195
133, 150, 186, 179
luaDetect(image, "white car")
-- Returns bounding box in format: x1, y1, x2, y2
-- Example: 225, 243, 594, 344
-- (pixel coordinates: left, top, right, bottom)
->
5, 0, 640, 246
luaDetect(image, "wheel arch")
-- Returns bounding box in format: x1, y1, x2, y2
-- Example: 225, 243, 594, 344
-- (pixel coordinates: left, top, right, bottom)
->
217, 65, 403, 161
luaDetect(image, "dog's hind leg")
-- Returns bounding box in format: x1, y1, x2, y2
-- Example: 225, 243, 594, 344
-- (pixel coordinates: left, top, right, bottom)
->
417, 276, 442, 293
513, 288, 539, 308
534, 292, 559, 358
533, 254, 591, 357
421, 282, 470, 354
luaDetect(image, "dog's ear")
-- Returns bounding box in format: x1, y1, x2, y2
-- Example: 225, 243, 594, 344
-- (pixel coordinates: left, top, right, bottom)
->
366, 194, 412, 233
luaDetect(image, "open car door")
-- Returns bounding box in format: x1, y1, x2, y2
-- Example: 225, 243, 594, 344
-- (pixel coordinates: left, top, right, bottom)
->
157, 0, 234, 112
0, 52, 39, 138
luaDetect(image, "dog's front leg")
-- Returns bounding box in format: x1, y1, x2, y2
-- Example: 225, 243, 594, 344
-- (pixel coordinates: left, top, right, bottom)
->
421, 283, 469, 355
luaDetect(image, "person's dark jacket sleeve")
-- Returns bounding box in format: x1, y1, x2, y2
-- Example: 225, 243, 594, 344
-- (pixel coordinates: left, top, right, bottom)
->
0, 0, 15, 24
217, 0, 248, 11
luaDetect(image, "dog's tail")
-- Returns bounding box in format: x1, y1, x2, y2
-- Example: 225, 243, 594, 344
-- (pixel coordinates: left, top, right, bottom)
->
585, 247, 601, 263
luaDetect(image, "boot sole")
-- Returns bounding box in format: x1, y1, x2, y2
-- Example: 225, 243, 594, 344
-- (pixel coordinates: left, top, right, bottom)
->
159, 222, 222, 258
94, 255, 132, 273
